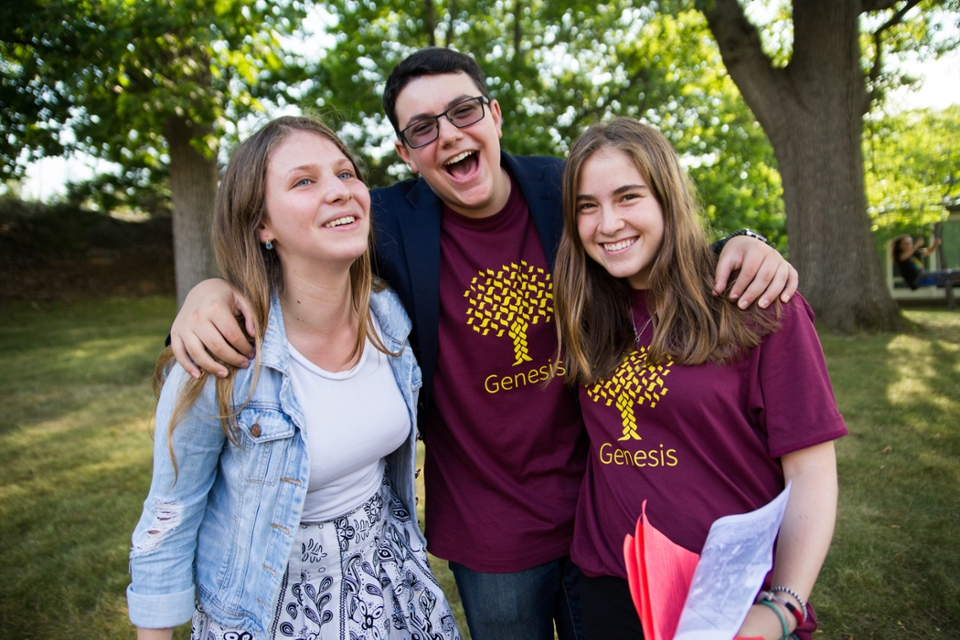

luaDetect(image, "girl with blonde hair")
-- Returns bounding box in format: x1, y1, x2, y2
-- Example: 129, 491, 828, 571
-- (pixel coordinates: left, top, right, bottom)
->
127, 116, 460, 640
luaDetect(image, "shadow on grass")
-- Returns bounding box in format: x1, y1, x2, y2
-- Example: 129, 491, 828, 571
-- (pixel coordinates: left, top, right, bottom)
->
0, 298, 172, 639
0, 406, 157, 639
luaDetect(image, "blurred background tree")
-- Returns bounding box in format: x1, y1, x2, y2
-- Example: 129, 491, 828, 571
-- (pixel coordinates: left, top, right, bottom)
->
3, 0, 958, 327
697, 0, 958, 332
0, 0, 310, 305
312, 2, 787, 247
866, 105, 960, 239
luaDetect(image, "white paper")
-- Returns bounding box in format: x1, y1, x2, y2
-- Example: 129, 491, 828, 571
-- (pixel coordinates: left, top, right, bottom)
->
672, 483, 792, 640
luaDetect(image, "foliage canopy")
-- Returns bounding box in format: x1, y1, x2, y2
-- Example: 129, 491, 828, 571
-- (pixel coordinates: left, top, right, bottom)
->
866, 105, 960, 240
312, 2, 787, 246
1, 0, 310, 204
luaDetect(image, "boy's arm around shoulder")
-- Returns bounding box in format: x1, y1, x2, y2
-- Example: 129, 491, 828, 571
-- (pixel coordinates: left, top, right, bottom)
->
170, 279, 255, 379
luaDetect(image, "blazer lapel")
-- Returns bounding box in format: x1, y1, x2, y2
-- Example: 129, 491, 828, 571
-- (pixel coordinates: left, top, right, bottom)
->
396, 178, 443, 381
503, 153, 564, 270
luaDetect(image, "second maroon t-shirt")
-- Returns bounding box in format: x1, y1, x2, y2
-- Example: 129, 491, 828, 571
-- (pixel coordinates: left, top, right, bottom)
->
423, 175, 588, 572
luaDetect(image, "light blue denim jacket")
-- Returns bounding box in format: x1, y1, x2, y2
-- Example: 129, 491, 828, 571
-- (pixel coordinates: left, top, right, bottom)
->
127, 289, 423, 637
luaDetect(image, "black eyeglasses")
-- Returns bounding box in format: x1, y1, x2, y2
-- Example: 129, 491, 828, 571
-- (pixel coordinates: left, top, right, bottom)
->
399, 96, 490, 149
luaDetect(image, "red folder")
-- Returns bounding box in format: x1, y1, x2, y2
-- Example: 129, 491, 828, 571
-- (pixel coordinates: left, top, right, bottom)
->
623, 501, 764, 640
623, 500, 699, 640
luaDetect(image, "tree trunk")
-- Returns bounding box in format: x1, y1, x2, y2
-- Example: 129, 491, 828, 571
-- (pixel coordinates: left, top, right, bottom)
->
163, 114, 220, 308
445, 0, 457, 48
425, 0, 436, 47
703, 0, 905, 332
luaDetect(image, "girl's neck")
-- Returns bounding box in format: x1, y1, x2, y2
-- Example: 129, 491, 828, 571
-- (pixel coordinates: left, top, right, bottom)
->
279, 267, 361, 372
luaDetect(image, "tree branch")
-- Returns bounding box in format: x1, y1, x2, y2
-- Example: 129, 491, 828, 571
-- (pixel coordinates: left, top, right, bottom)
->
861, 0, 907, 12
865, 0, 922, 109
445, 0, 457, 48
699, 0, 783, 132
513, 0, 522, 59
425, 0, 436, 47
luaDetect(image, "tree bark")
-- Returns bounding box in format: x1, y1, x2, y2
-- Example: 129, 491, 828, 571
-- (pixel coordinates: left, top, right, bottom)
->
703, 0, 905, 332
163, 114, 219, 308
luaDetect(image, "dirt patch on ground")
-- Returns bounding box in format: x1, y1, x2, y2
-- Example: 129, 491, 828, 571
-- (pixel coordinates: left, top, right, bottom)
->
0, 200, 175, 303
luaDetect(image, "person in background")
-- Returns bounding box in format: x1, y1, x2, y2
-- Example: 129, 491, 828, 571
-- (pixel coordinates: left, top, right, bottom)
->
553, 118, 846, 640
165, 48, 798, 640
893, 234, 960, 290
127, 116, 460, 640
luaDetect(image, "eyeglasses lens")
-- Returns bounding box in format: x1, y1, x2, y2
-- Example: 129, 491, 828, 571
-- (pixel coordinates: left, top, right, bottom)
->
403, 98, 486, 148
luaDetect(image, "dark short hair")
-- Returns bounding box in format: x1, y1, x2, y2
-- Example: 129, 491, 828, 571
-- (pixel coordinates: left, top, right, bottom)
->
382, 47, 490, 135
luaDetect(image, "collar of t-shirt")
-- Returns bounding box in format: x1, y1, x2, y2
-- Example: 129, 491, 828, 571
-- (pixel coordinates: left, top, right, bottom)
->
440, 172, 523, 230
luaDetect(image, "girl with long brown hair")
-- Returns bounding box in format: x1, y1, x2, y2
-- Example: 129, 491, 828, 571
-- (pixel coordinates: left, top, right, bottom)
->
127, 116, 460, 640
554, 118, 846, 640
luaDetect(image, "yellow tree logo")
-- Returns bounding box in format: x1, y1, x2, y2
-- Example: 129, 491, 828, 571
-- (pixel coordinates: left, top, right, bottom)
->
464, 260, 553, 366
586, 347, 673, 440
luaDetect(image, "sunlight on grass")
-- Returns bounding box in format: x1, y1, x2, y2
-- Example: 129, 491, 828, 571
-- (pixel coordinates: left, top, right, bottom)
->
887, 333, 960, 416
2, 298, 958, 639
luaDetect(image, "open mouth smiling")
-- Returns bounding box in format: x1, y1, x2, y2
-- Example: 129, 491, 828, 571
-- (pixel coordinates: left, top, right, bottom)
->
443, 151, 479, 179
603, 238, 637, 252
323, 216, 356, 228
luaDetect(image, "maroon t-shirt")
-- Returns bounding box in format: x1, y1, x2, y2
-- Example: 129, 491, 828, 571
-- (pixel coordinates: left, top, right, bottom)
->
423, 176, 588, 572
572, 290, 847, 581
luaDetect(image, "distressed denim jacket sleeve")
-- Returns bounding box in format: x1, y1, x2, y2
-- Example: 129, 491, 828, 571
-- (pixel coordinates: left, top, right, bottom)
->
127, 365, 227, 629
126, 289, 421, 633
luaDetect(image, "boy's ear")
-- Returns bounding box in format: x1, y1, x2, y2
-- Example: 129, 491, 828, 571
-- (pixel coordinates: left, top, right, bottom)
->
489, 99, 504, 140
395, 140, 419, 174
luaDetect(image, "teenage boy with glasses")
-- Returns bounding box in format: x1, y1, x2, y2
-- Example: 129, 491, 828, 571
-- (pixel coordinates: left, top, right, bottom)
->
170, 47, 797, 640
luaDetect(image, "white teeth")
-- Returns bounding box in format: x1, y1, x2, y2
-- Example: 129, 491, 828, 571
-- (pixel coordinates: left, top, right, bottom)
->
324, 216, 355, 228
445, 151, 474, 165
604, 239, 635, 252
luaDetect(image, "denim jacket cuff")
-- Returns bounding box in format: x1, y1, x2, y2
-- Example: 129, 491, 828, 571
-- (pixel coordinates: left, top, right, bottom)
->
126, 583, 195, 629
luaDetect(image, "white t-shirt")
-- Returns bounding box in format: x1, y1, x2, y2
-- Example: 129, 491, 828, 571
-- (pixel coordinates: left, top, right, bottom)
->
287, 322, 410, 522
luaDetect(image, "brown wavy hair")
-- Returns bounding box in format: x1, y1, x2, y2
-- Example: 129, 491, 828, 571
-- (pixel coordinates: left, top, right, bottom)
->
554, 118, 779, 386
154, 115, 389, 476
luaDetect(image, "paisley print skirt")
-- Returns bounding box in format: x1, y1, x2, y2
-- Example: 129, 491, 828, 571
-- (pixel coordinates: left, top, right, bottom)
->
191, 477, 461, 640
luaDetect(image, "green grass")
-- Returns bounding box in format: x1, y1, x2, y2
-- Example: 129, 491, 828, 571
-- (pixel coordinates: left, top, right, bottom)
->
816, 311, 960, 638
0, 298, 178, 639
1, 298, 958, 639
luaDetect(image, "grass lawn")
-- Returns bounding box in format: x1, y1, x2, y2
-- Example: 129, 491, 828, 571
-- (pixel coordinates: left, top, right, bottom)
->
1, 297, 958, 639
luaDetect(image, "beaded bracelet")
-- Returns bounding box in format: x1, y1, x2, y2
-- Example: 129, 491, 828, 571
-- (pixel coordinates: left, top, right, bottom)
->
757, 592, 800, 634
758, 599, 789, 640
770, 586, 807, 624
767, 593, 804, 629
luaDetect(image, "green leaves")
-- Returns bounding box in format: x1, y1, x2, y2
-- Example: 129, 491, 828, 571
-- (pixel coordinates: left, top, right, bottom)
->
0, 0, 309, 182
866, 105, 960, 239
313, 1, 786, 244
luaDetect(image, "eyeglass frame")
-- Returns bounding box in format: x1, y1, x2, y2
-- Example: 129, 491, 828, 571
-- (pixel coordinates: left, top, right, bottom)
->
398, 96, 491, 149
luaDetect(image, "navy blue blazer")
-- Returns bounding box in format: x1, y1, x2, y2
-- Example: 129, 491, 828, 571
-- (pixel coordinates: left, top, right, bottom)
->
371, 152, 566, 426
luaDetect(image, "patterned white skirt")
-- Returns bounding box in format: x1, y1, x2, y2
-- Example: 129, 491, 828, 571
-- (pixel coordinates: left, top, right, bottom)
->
191, 477, 461, 640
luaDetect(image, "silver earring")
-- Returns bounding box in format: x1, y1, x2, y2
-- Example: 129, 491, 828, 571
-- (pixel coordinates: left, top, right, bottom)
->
264, 240, 274, 250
